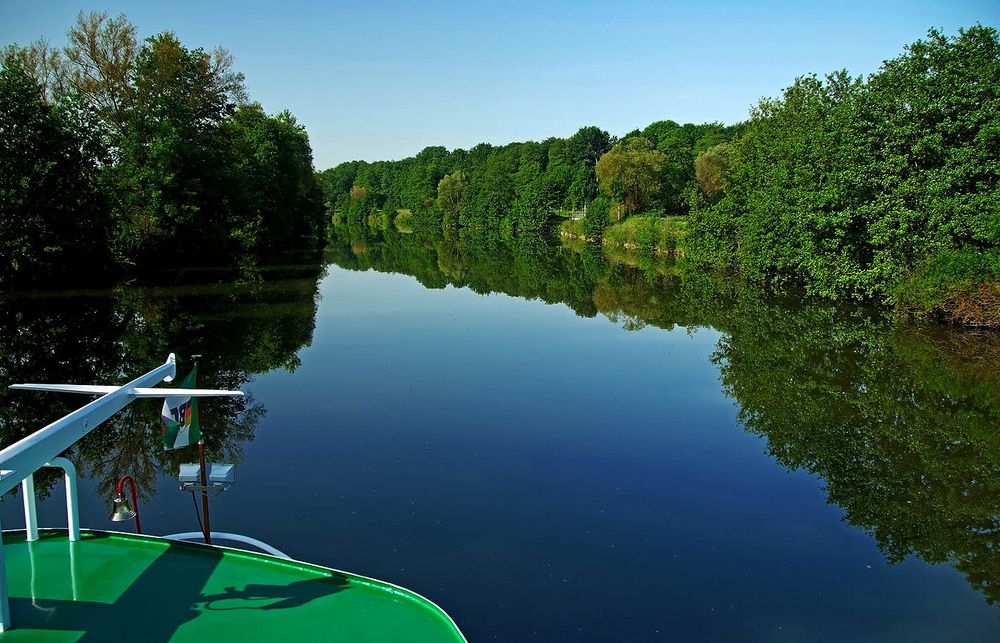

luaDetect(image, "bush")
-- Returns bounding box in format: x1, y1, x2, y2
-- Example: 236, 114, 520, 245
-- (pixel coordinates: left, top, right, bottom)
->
602, 215, 687, 253
582, 195, 611, 239
893, 248, 1000, 326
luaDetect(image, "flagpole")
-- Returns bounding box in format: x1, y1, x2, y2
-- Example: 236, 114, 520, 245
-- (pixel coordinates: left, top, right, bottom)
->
192, 354, 212, 545
198, 439, 212, 544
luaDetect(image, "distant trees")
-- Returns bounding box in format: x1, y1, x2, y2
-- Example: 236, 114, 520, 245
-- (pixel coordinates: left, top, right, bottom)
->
582, 195, 611, 239
320, 24, 996, 326
319, 125, 615, 234
1, 11, 324, 285
567, 125, 612, 166
319, 119, 744, 235
566, 164, 598, 210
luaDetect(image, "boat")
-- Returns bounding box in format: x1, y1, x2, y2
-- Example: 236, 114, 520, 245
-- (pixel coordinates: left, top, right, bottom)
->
0, 354, 467, 642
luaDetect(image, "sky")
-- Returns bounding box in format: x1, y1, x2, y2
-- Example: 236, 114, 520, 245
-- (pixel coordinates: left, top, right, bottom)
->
2, 1, 998, 169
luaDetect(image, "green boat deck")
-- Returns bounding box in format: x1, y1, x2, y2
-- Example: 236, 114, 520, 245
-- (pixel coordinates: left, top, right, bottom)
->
1, 529, 466, 642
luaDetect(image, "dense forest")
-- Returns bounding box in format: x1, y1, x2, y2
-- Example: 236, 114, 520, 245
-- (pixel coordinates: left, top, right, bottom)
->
320, 25, 999, 326
1, 11, 326, 288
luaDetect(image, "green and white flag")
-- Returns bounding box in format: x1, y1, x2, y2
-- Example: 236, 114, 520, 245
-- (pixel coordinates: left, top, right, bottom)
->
160, 366, 200, 449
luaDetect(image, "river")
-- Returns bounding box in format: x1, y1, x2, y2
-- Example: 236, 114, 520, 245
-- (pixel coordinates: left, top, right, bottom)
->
2, 225, 998, 641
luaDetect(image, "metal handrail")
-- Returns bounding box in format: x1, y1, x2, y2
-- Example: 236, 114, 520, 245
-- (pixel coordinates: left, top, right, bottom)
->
21, 458, 80, 543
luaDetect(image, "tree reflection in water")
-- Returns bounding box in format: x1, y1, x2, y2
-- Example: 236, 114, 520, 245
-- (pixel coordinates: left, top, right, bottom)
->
328, 222, 1000, 609
3, 223, 998, 611
0, 255, 327, 503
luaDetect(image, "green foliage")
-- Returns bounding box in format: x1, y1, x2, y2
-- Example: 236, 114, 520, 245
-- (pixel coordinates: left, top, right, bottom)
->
602, 215, 687, 253
689, 25, 1000, 319
225, 106, 326, 251
394, 209, 414, 233
1, 12, 323, 283
318, 120, 737, 242
694, 142, 731, 195
566, 163, 598, 210
567, 125, 613, 166
893, 248, 1000, 325
0, 56, 110, 286
595, 138, 666, 216
511, 161, 549, 231
462, 149, 516, 227
320, 126, 614, 235
559, 217, 585, 239
582, 195, 611, 239
436, 171, 466, 227
106, 32, 242, 261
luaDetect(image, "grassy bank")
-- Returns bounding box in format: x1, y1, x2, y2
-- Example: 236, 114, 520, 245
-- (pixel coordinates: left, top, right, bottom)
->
561, 215, 687, 256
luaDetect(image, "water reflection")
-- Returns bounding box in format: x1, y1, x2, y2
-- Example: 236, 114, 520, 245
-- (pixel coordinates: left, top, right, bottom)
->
4, 225, 999, 616
0, 257, 327, 501
327, 223, 1000, 610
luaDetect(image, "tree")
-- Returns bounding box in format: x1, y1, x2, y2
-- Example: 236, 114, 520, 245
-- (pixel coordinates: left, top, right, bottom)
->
694, 143, 731, 195
106, 31, 246, 262
63, 11, 139, 139
640, 119, 680, 146
565, 163, 597, 210
0, 57, 110, 286
582, 195, 611, 239
511, 161, 548, 231
2, 40, 68, 103
462, 150, 516, 227
437, 171, 467, 227
4, 10, 326, 280
226, 105, 325, 251
595, 138, 666, 217
567, 125, 612, 166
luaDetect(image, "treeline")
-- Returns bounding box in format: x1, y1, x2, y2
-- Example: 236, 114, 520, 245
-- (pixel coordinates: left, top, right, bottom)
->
1, 12, 325, 288
322, 25, 999, 326
688, 25, 1000, 326
317, 121, 740, 235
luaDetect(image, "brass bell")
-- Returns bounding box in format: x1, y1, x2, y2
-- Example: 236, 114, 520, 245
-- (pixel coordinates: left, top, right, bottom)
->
109, 495, 137, 522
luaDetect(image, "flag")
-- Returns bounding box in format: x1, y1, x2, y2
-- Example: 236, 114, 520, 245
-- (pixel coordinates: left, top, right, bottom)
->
160, 365, 201, 449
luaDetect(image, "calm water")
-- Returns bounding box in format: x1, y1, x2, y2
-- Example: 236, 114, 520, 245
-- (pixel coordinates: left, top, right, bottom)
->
2, 227, 999, 641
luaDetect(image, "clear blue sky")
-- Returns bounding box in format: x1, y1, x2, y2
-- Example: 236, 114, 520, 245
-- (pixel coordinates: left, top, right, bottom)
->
3, 1, 998, 169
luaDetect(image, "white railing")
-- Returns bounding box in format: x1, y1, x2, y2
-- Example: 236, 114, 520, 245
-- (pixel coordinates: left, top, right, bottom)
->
20, 458, 80, 543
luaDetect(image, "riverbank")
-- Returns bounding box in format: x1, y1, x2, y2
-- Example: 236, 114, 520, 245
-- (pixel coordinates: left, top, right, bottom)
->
559, 216, 687, 257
